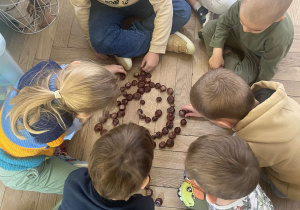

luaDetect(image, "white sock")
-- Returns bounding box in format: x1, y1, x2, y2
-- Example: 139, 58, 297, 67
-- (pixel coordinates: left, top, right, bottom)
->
193, 2, 201, 11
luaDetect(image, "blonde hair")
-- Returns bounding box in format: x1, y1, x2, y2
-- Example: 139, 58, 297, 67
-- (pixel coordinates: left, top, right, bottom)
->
185, 135, 260, 199
9, 61, 119, 139
88, 123, 153, 200
190, 68, 255, 120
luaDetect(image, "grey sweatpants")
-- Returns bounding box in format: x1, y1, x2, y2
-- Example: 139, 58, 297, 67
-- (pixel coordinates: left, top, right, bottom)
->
197, 0, 237, 14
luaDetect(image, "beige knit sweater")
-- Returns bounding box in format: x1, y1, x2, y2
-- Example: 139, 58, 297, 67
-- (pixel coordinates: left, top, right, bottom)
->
234, 81, 300, 200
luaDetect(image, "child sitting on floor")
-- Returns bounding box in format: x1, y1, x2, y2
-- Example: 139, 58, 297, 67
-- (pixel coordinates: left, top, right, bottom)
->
57, 123, 155, 210
201, 0, 293, 84
0, 60, 123, 195
182, 68, 300, 200
179, 135, 274, 210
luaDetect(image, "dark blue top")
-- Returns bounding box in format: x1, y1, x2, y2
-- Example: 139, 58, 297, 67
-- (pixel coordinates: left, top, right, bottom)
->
59, 168, 155, 210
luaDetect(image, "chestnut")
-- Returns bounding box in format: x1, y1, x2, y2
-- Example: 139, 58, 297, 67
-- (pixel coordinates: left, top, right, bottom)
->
160, 85, 167, 92
113, 119, 119, 126
137, 109, 143, 115
167, 95, 175, 104
152, 116, 158, 122
138, 75, 145, 81
145, 117, 151, 123
166, 121, 174, 129
100, 129, 107, 135
94, 123, 103, 132
122, 99, 128, 105
131, 80, 138, 86
156, 97, 162, 102
122, 91, 127, 97
117, 111, 125, 118
167, 106, 175, 114
133, 72, 139, 77
167, 88, 174, 95
167, 113, 175, 121
162, 127, 169, 135
155, 110, 162, 117
155, 83, 161, 89
119, 104, 126, 111
149, 82, 155, 88
140, 100, 145, 105
179, 110, 187, 117
139, 114, 146, 119
137, 88, 145, 94
156, 132, 162, 139
174, 127, 181, 134
110, 113, 118, 119
146, 73, 152, 78
133, 92, 141, 100
144, 86, 151, 93
155, 198, 163, 207
116, 101, 121, 106
146, 188, 153, 197
140, 70, 146, 76
159, 141, 166, 149
120, 87, 126, 92
118, 73, 126, 80
168, 131, 176, 139
125, 82, 131, 89
138, 81, 145, 88
181, 119, 187, 126
166, 138, 174, 147
126, 94, 133, 101
153, 141, 156, 149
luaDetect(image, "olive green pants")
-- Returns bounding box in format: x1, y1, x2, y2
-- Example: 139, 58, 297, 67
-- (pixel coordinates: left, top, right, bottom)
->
202, 19, 260, 85
0, 156, 77, 195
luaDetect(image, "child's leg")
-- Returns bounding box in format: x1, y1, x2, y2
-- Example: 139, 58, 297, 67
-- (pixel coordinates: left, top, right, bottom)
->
89, 0, 152, 58
198, 0, 237, 15
0, 156, 77, 194
129, 0, 191, 34
202, 20, 259, 84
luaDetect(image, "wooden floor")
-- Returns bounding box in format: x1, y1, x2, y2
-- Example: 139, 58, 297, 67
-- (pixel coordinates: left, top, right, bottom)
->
0, 0, 300, 209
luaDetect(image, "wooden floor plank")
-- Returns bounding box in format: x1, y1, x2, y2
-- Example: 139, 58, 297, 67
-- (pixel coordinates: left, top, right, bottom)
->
36, 193, 59, 210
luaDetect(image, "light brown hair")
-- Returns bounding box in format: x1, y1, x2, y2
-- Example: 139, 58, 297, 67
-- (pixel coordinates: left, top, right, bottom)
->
88, 123, 154, 200
241, 0, 292, 26
190, 68, 255, 120
9, 61, 119, 139
185, 135, 260, 199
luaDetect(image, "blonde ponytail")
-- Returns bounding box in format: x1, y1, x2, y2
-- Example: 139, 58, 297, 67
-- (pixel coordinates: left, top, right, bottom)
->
9, 61, 119, 139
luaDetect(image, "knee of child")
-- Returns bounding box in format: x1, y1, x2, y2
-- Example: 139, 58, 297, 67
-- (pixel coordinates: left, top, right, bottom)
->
176, 1, 192, 25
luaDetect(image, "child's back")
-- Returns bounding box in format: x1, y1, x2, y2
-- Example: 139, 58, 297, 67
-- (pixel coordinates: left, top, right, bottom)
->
58, 123, 155, 210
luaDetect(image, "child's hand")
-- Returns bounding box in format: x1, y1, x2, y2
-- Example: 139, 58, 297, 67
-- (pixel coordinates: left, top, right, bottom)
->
104, 65, 127, 75
209, 48, 224, 69
141, 52, 160, 72
181, 104, 203, 118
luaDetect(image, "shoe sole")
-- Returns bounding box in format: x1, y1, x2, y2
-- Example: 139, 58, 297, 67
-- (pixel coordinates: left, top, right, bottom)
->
174, 32, 196, 55
115, 56, 132, 71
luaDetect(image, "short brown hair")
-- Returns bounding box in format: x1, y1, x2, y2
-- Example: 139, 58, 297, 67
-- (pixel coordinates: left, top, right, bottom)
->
241, 0, 292, 26
88, 123, 154, 200
185, 135, 260, 199
190, 68, 255, 120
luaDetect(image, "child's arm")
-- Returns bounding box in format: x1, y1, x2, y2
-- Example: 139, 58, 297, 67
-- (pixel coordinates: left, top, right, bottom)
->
141, 0, 172, 72
256, 44, 291, 82
70, 0, 91, 43
181, 104, 203, 118
208, 1, 240, 68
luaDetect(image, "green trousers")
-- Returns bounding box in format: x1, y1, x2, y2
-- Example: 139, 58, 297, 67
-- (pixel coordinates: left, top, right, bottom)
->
0, 156, 77, 195
202, 20, 260, 85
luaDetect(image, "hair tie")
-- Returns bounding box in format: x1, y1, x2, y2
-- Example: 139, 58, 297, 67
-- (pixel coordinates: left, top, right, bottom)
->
54, 90, 62, 99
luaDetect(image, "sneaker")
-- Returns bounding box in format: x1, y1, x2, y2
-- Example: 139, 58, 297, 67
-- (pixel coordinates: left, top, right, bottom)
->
167, 32, 196, 55
115, 56, 132, 71
198, 29, 204, 40
196, 7, 208, 26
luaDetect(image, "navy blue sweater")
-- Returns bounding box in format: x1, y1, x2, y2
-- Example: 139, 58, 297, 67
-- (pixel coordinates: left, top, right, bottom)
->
59, 168, 155, 210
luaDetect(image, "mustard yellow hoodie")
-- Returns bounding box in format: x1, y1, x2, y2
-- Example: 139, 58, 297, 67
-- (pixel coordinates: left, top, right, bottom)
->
233, 81, 300, 200
70, 0, 173, 54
